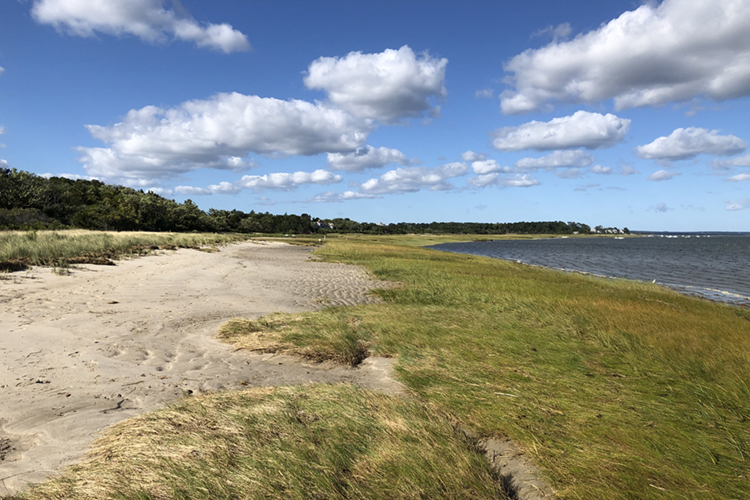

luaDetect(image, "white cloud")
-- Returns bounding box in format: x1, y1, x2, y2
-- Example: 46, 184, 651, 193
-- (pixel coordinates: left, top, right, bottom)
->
360, 162, 467, 194
648, 170, 681, 181
0, 159, 9, 168
713, 154, 750, 169
727, 173, 750, 181
308, 191, 381, 203
492, 111, 630, 151
146, 187, 172, 196
514, 150, 594, 171
591, 165, 612, 174
726, 198, 750, 211
326, 145, 408, 172
78, 92, 371, 184
31, 0, 250, 53
0, 67, 4, 76
471, 159, 511, 175
469, 173, 540, 188
175, 169, 342, 196
500, 0, 750, 113
636, 127, 746, 160
650, 202, 672, 212
304, 46, 447, 123
475, 89, 494, 98
461, 150, 487, 162
40, 172, 97, 181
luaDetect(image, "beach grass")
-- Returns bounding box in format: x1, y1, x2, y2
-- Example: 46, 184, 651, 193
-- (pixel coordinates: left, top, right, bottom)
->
221, 236, 750, 499
16, 384, 502, 500
0, 230, 251, 271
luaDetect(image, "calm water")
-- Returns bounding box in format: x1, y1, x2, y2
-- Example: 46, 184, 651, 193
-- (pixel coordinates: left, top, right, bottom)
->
429, 235, 750, 308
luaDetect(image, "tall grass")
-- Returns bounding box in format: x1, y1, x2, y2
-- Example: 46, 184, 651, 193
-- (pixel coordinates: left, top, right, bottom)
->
223, 237, 750, 499
0, 230, 250, 269
18, 385, 503, 500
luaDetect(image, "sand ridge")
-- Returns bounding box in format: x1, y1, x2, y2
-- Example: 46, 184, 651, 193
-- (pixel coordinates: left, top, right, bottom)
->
0, 241, 401, 494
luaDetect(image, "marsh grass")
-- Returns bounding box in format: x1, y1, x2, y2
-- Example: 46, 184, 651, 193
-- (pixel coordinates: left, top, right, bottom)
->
222, 238, 750, 499
0, 230, 250, 270
18, 385, 503, 500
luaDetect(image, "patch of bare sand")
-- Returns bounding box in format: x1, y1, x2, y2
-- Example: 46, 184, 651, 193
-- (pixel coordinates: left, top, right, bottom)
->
0, 242, 401, 494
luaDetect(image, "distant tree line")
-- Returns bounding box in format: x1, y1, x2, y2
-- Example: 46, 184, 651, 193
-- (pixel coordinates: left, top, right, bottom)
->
0, 168, 594, 235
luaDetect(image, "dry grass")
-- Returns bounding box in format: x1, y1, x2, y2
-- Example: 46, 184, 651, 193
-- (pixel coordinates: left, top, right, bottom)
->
0, 230, 250, 271
222, 237, 750, 499
17, 385, 503, 500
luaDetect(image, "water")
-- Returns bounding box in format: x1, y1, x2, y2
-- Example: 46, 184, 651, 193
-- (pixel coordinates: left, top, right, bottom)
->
429, 235, 750, 308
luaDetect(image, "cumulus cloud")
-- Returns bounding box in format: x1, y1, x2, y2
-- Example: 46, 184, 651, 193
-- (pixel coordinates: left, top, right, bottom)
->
500, 0, 750, 113
648, 170, 681, 181
712, 154, 750, 169
726, 198, 750, 211
0, 159, 9, 168
308, 191, 381, 203
77, 92, 370, 184
471, 160, 511, 175
360, 162, 467, 194
492, 111, 630, 151
468, 173, 540, 188
727, 173, 750, 181
304, 46, 447, 123
514, 150, 594, 171
475, 89, 494, 99
40, 172, 97, 181
461, 150, 487, 162
175, 169, 342, 195
636, 127, 746, 160
31, 0, 250, 53
145, 187, 172, 196
591, 165, 612, 174
326, 145, 408, 172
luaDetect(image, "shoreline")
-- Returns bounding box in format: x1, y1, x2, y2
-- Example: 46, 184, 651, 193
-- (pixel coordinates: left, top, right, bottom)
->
0, 241, 400, 494
428, 241, 750, 309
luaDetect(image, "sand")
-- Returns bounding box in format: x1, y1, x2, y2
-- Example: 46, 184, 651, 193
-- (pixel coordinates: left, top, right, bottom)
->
0, 241, 401, 494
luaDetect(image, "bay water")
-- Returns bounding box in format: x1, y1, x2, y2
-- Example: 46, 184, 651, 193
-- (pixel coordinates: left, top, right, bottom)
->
429, 235, 750, 308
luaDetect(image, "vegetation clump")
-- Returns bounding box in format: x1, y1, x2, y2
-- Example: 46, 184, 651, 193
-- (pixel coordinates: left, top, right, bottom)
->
16, 385, 502, 500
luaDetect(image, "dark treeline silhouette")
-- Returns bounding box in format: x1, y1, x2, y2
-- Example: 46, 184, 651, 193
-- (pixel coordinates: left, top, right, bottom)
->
0, 168, 592, 235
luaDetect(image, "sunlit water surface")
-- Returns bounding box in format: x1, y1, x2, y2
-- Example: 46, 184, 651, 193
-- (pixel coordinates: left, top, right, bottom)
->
429, 235, 750, 308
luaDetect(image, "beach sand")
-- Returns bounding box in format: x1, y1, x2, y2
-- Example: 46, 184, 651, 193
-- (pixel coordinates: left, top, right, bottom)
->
0, 241, 401, 494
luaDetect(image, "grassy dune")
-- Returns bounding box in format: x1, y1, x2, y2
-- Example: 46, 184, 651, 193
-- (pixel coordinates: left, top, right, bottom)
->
17, 385, 502, 500
0, 230, 251, 271
222, 237, 750, 499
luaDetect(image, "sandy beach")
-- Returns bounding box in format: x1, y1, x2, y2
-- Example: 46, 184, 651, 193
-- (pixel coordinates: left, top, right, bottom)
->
0, 241, 400, 494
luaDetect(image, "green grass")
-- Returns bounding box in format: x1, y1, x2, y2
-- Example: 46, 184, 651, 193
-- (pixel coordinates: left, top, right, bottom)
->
0, 230, 251, 270
17, 385, 502, 500
221, 237, 750, 499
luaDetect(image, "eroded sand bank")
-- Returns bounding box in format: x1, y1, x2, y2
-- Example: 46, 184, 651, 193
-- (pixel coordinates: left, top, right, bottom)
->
0, 241, 400, 494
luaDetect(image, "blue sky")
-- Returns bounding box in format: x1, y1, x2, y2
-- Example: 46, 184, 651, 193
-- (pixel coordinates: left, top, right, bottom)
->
0, 0, 749, 231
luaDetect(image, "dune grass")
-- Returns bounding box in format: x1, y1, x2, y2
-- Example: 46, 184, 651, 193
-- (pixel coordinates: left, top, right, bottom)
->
0, 230, 251, 270
221, 237, 750, 499
16, 385, 502, 500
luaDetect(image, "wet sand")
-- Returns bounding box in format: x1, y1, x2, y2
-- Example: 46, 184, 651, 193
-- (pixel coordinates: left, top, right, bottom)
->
0, 241, 401, 494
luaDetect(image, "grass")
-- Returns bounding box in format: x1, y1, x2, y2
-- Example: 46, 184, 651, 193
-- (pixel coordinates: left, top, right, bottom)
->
0, 230, 251, 271
16, 385, 503, 500
220, 237, 750, 499
6, 233, 748, 499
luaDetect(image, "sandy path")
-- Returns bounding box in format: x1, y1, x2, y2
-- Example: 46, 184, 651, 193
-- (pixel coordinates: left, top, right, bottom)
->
0, 242, 400, 494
